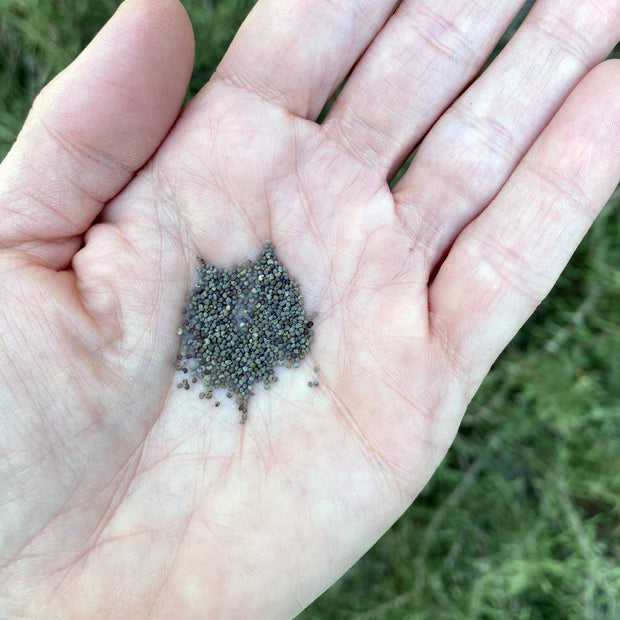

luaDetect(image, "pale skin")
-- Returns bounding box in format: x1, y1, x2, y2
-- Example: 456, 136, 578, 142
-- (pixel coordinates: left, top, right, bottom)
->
0, 0, 618, 616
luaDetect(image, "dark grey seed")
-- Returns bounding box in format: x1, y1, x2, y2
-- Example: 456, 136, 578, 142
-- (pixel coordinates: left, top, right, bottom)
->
215, 401, 220, 407
176, 241, 315, 421
308, 381, 313, 387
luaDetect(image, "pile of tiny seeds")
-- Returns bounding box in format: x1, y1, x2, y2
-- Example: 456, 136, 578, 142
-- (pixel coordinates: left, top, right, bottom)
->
176, 241, 316, 423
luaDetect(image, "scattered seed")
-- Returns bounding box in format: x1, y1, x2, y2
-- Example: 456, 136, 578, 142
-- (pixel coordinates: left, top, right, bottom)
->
175, 241, 317, 422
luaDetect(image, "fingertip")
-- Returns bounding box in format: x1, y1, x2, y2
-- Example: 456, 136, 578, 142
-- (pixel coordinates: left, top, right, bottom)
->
115, 0, 195, 67
554, 59, 620, 165
33, 0, 195, 170
576, 58, 620, 98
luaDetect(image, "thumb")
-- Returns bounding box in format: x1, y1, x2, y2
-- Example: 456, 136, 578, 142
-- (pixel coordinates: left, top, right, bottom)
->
0, 0, 195, 269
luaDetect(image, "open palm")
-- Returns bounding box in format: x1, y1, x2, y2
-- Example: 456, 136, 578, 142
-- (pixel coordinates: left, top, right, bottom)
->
1, 0, 618, 617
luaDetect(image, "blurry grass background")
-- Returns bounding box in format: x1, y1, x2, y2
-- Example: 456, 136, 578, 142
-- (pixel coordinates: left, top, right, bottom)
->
1, 1, 619, 618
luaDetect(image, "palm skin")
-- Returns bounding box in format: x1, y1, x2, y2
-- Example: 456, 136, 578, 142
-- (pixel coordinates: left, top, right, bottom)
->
1, 0, 619, 618
1, 76, 444, 620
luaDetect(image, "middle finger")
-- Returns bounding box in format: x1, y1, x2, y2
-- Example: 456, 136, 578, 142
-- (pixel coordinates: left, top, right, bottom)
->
321, 0, 523, 177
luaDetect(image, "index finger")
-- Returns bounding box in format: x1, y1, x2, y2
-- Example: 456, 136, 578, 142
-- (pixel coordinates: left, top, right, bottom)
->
209, 0, 398, 119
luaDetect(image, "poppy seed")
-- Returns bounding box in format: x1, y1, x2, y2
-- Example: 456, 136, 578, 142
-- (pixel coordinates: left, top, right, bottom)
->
176, 241, 317, 423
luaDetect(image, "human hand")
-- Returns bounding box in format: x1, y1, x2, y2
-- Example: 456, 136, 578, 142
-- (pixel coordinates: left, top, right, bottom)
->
1, 0, 618, 617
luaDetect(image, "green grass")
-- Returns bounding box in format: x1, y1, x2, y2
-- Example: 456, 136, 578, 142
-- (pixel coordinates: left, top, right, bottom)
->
1, 2, 619, 618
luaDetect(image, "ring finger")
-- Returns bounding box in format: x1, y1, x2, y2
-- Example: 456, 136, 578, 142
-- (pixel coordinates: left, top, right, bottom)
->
392, 0, 618, 273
